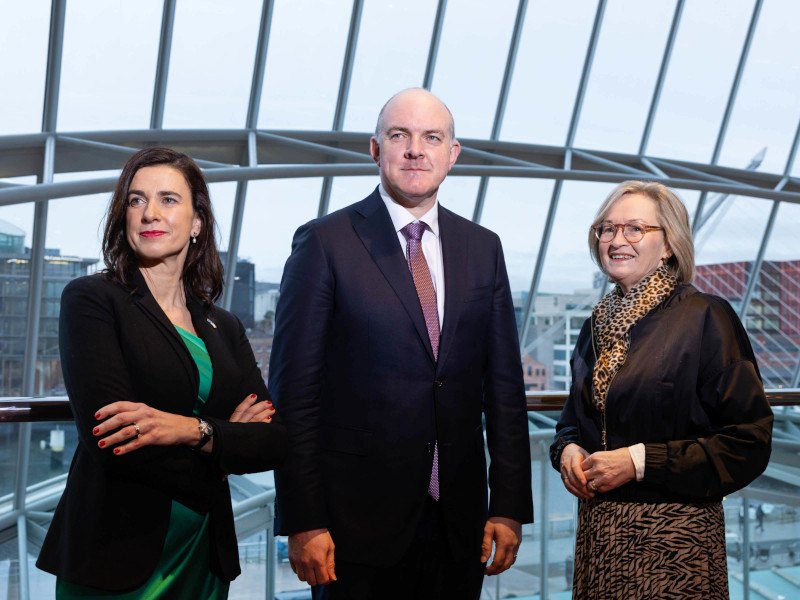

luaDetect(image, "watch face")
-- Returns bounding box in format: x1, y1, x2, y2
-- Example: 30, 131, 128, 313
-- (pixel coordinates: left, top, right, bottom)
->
200, 420, 213, 436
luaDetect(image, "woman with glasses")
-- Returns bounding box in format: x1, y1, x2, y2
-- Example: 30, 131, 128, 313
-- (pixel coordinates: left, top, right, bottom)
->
550, 180, 772, 598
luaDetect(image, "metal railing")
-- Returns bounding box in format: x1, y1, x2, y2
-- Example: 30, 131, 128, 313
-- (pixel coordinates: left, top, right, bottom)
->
1, 390, 798, 600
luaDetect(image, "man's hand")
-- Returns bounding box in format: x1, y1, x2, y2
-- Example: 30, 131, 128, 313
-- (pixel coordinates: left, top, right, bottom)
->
288, 529, 336, 586
481, 516, 522, 575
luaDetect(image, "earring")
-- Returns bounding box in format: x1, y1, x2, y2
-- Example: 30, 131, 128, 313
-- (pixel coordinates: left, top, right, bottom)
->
191, 235, 197, 245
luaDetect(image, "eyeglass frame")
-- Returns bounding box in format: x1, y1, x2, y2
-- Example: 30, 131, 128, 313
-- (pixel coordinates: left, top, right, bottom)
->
592, 221, 664, 243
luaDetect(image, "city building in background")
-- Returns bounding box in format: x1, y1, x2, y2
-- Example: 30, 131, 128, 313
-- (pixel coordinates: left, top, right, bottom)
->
0, 219, 97, 396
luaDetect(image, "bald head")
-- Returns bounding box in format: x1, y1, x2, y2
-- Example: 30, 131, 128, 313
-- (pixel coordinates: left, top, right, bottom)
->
374, 88, 456, 141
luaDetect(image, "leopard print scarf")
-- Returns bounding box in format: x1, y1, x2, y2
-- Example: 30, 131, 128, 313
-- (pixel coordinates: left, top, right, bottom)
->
591, 264, 677, 412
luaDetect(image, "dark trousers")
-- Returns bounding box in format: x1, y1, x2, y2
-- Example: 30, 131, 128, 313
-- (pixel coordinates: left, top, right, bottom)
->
312, 498, 485, 600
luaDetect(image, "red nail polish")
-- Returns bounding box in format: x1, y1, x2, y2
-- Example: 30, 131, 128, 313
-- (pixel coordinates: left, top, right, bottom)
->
265, 400, 273, 405
113, 448, 120, 455
95, 412, 102, 419
93, 427, 100, 435
249, 394, 257, 399
98, 440, 106, 448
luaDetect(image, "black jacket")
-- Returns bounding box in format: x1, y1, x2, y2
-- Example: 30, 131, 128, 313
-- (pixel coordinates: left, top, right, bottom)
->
37, 272, 287, 591
270, 190, 533, 566
551, 284, 773, 503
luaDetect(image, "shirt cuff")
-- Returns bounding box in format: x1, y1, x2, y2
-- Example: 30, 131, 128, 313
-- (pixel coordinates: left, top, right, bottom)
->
628, 443, 646, 481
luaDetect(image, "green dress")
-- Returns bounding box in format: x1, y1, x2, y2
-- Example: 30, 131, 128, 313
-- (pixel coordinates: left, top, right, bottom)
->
57, 326, 229, 600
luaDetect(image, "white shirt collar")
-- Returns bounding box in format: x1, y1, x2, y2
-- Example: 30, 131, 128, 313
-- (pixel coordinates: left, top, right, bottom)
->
378, 184, 440, 238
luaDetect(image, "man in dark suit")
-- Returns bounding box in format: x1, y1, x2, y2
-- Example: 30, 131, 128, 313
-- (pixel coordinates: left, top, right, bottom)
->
269, 88, 533, 599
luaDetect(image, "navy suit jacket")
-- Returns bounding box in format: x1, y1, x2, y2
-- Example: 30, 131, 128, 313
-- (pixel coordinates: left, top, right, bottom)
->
269, 188, 533, 566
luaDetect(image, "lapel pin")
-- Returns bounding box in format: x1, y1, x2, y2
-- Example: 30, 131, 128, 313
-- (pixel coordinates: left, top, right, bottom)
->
207, 318, 217, 329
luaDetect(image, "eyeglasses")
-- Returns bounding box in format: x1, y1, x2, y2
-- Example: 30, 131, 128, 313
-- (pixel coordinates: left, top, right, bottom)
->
593, 222, 664, 243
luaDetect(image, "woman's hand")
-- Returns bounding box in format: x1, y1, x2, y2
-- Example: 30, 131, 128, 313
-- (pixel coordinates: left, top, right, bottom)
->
93, 401, 199, 456
229, 393, 275, 423
581, 448, 636, 494
560, 443, 594, 500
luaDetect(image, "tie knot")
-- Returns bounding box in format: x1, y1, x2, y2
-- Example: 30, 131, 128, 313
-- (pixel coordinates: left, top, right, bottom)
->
401, 221, 426, 242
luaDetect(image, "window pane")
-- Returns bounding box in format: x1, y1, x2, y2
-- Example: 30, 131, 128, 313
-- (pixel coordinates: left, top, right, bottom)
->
58, 0, 161, 131
209, 182, 237, 253
480, 178, 554, 293
694, 195, 771, 267
437, 176, 480, 220
343, 0, 436, 132
163, 0, 262, 128
501, 1, 597, 145
0, 204, 35, 396
236, 178, 322, 381
327, 176, 379, 214
538, 181, 614, 295
431, 0, 519, 139
0, 1, 50, 134
574, 0, 675, 153
258, 0, 353, 130
647, 0, 755, 162
718, 0, 800, 174
696, 200, 800, 388
41, 174, 108, 396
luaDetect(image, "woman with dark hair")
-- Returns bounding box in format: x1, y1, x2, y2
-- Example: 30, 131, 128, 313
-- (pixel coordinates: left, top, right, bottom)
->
37, 147, 287, 598
551, 180, 772, 598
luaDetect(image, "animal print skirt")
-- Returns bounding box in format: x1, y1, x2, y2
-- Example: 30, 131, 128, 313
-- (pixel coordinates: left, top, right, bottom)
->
573, 498, 728, 599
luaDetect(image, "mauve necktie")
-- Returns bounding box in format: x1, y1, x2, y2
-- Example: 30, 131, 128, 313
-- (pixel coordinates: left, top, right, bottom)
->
401, 221, 440, 501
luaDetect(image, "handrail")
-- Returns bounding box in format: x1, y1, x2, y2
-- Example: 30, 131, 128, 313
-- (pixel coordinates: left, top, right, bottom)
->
526, 389, 800, 411
2, 390, 798, 422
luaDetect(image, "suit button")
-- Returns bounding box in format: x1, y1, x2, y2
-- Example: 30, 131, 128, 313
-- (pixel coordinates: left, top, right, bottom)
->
434, 380, 445, 388
426, 443, 434, 454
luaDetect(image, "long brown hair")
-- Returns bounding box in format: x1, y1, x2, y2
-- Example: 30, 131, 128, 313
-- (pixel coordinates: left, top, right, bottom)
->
102, 147, 223, 306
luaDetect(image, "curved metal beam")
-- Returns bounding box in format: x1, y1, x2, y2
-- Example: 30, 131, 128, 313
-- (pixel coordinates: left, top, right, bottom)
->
3, 150, 800, 207
150, 0, 177, 129
423, 0, 447, 90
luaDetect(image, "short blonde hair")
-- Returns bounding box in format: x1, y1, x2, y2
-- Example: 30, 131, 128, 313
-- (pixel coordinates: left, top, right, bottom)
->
588, 180, 695, 284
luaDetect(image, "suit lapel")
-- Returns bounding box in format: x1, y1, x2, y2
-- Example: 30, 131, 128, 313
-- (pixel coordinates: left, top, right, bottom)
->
352, 190, 436, 364
131, 270, 198, 403
436, 206, 468, 372
187, 299, 225, 410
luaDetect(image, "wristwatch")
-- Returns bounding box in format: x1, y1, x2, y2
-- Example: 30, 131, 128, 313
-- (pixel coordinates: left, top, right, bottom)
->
193, 418, 214, 450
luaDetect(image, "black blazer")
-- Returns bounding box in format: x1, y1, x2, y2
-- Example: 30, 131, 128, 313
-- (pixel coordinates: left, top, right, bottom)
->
551, 284, 772, 503
37, 271, 287, 591
269, 189, 533, 567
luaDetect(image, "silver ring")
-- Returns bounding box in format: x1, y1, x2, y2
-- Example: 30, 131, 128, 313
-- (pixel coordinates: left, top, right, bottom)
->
132, 422, 141, 438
